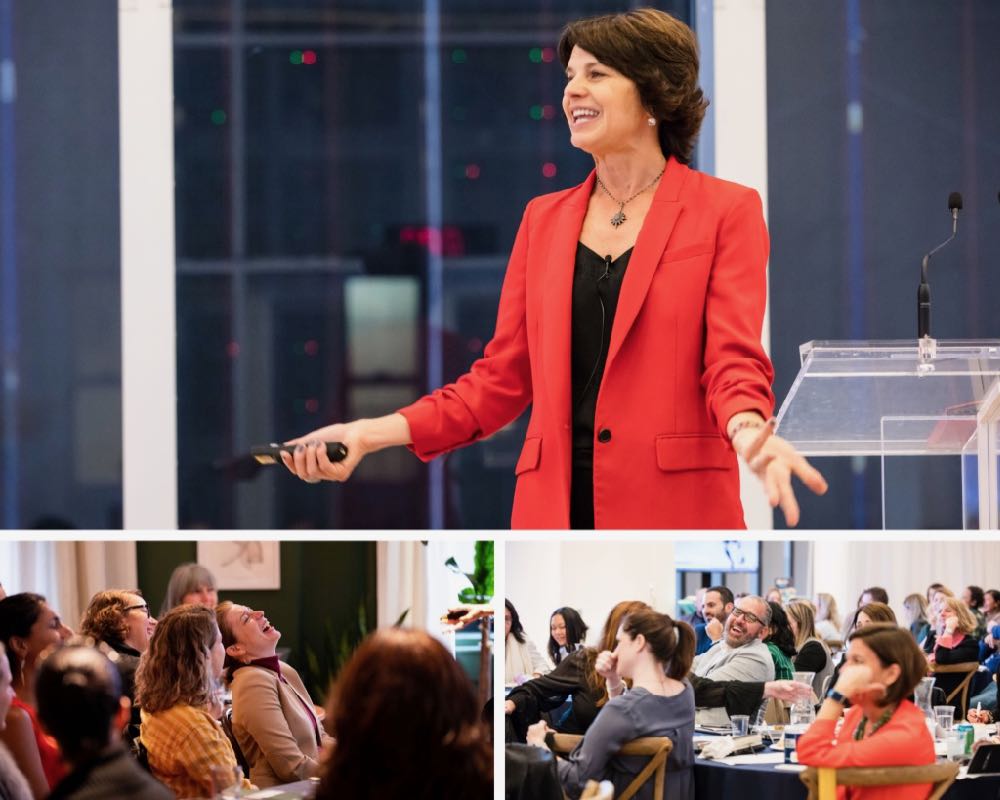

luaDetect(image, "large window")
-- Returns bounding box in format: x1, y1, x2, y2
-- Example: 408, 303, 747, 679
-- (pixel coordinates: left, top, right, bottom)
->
173, 1, 690, 528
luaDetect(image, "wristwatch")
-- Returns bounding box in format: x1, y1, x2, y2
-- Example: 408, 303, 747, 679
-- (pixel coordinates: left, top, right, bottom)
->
826, 688, 847, 704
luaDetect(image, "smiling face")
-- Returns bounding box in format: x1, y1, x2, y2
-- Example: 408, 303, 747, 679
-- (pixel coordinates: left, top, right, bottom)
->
122, 593, 157, 653
182, 584, 218, 609
562, 46, 651, 157
224, 604, 281, 662
15, 602, 71, 672
724, 598, 768, 648
550, 614, 568, 648
702, 591, 732, 624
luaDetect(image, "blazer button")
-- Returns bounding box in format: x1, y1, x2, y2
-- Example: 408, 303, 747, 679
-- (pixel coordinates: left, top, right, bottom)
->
597, 428, 612, 443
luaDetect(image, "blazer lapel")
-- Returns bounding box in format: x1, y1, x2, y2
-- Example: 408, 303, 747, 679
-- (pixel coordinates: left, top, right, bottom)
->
540, 173, 593, 439
604, 156, 688, 373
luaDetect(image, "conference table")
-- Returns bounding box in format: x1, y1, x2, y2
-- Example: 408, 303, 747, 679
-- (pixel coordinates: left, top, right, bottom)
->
695, 751, 1000, 800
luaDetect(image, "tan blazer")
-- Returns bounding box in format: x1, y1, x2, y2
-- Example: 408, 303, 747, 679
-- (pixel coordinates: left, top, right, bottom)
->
230, 661, 330, 787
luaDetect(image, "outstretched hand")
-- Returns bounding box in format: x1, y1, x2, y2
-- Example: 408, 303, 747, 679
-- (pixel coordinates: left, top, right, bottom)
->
732, 418, 828, 527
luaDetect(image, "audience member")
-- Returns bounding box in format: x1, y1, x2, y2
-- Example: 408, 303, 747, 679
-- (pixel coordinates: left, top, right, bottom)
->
159, 564, 219, 615
765, 587, 783, 605
505, 600, 549, 685
814, 593, 841, 643
507, 601, 647, 737
691, 596, 774, 683
859, 587, 889, 606
680, 589, 706, 627
797, 624, 935, 800
547, 607, 588, 666
962, 585, 987, 638
316, 628, 491, 800
851, 602, 896, 632
763, 602, 796, 680
136, 604, 254, 798
0, 643, 32, 800
79, 590, 156, 745
527, 609, 695, 800
927, 596, 980, 713
0, 593, 73, 797
35, 645, 172, 800
216, 601, 331, 787
786, 600, 833, 697
694, 587, 733, 655
902, 593, 930, 646
984, 589, 1000, 629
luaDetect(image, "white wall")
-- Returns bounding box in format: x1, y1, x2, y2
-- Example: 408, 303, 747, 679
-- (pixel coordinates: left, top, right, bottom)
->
505, 540, 676, 655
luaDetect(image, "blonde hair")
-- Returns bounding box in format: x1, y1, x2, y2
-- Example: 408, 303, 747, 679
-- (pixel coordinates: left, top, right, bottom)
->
815, 593, 841, 629
903, 593, 929, 625
786, 600, 818, 650
941, 596, 977, 635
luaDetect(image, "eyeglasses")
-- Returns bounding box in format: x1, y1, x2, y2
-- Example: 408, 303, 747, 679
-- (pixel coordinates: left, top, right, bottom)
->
124, 603, 150, 618
731, 607, 764, 626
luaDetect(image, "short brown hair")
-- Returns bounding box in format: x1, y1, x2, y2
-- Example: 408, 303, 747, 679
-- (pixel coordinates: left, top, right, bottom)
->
135, 604, 219, 713
80, 589, 141, 645
853, 601, 896, 629
848, 623, 928, 706
621, 609, 695, 680
558, 8, 708, 164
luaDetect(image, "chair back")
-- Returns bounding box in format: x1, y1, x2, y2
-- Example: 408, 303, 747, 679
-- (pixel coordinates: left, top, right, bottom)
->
221, 706, 251, 777
763, 697, 789, 725
551, 733, 673, 800
930, 661, 980, 718
799, 762, 960, 800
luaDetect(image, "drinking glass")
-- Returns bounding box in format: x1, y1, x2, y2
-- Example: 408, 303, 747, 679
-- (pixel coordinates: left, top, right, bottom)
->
730, 714, 750, 737
934, 705, 955, 738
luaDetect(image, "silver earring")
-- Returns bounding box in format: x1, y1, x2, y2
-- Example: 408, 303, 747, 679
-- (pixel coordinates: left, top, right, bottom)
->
647, 117, 656, 127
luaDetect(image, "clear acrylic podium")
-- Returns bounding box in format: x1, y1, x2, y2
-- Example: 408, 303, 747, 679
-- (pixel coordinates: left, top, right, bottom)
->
776, 340, 1000, 529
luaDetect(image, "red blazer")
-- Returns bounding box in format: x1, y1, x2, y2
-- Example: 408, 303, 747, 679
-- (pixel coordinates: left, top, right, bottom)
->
796, 700, 936, 800
399, 156, 774, 529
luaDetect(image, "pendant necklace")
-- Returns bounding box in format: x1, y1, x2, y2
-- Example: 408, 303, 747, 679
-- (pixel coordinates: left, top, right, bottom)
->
595, 164, 666, 228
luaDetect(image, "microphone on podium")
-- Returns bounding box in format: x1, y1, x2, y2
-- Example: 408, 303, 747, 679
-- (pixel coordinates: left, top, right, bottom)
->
918, 191, 962, 341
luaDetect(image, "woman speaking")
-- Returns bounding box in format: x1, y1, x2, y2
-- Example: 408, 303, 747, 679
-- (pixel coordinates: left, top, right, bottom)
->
283, 9, 826, 528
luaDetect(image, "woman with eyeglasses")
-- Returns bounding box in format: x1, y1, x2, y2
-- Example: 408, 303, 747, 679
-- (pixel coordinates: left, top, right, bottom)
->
280, 8, 827, 531
80, 589, 157, 734
0, 593, 73, 798
216, 601, 332, 787
797, 624, 936, 800
136, 604, 255, 798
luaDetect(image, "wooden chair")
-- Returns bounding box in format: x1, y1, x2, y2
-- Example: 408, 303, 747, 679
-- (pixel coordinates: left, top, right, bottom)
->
551, 733, 672, 800
763, 696, 789, 725
800, 762, 959, 800
930, 661, 980, 718
220, 706, 251, 778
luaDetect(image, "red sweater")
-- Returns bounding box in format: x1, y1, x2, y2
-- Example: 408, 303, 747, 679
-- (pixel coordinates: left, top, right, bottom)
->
796, 700, 936, 800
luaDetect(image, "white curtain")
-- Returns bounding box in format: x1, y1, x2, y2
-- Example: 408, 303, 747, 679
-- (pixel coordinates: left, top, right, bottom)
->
811, 540, 1000, 623
0, 541, 137, 631
375, 541, 428, 631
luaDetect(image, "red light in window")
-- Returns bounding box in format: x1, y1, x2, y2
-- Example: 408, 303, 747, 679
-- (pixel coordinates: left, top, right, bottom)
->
305, 398, 319, 413
541, 47, 555, 63
541, 105, 556, 120
304, 339, 319, 357
467, 337, 483, 353
464, 163, 481, 179
542, 162, 557, 178
302, 50, 317, 65
227, 341, 240, 358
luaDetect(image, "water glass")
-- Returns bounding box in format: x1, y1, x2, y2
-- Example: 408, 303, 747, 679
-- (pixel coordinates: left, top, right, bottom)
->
934, 706, 955, 737
210, 765, 244, 799
944, 730, 965, 762
731, 714, 750, 737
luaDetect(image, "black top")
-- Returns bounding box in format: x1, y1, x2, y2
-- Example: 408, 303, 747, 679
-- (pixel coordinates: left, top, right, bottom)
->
571, 243, 634, 468
507, 649, 600, 739
47, 747, 173, 800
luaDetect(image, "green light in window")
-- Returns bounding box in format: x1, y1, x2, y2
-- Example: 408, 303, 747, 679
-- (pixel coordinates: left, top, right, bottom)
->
529, 105, 543, 121
529, 47, 543, 64
290, 50, 303, 65
210, 109, 227, 125
451, 48, 467, 64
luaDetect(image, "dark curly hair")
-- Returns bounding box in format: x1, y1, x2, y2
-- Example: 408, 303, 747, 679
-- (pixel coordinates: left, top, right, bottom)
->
558, 8, 708, 164
317, 628, 491, 800
766, 601, 797, 658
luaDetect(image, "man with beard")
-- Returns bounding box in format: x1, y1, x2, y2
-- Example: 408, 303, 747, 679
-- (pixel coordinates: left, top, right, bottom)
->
692, 595, 774, 683
694, 586, 734, 655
